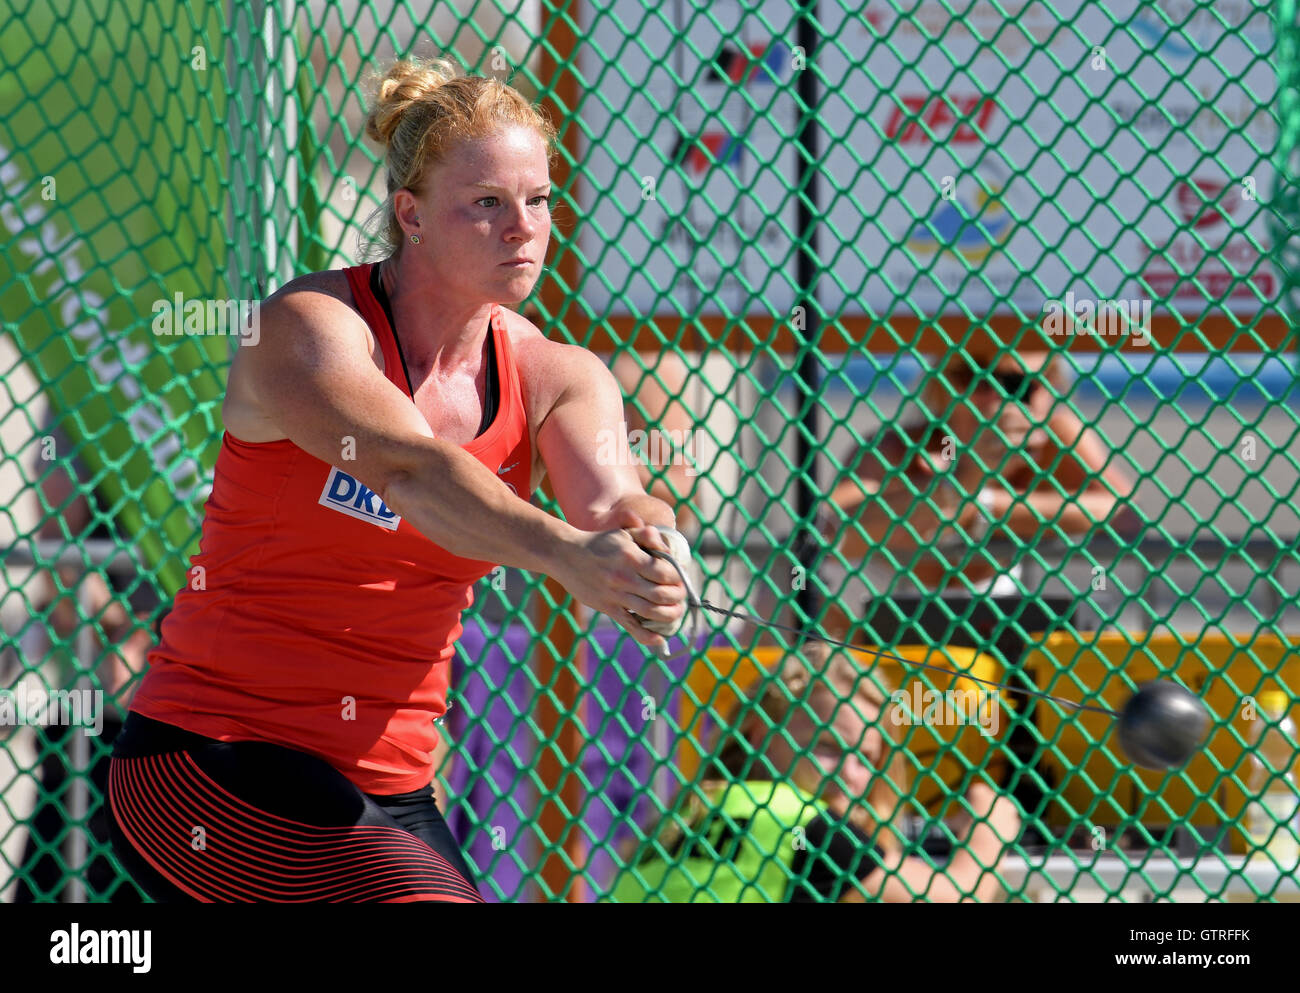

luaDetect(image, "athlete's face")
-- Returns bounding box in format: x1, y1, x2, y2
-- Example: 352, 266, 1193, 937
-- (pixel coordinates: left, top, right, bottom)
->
414, 125, 552, 306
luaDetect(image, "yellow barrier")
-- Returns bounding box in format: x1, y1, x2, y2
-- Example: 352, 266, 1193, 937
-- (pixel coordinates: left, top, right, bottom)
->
1025, 631, 1300, 853
677, 642, 1012, 815
677, 631, 1298, 848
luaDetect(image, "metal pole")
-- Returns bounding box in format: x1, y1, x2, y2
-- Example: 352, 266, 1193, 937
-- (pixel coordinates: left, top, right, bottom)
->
535, 1, 587, 902
230, 1, 298, 312
65, 582, 94, 903
262, 0, 298, 293
3, 539, 135, 571
794, 4, 822, 629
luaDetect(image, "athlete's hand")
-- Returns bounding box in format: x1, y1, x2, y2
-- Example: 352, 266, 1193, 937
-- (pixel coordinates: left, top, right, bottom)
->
553, 511, 687, 652
630, 526, 696, 638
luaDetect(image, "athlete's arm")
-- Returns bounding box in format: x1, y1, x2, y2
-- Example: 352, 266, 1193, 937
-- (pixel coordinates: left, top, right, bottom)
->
531, 344, 688, 637
226, 280, 679, 648
534, 345, 677, 533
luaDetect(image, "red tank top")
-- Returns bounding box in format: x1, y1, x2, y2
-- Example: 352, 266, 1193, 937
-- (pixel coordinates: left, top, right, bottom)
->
130, 263, 534, 793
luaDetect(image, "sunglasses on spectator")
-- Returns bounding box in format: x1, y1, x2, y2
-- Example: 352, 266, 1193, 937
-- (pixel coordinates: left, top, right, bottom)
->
948, 368, 1041, 401
951, 369, 1040, 400
992, 371, 1040, 401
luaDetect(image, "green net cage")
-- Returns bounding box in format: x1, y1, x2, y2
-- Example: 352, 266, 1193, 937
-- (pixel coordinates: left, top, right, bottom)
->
1, 0, 1298, 903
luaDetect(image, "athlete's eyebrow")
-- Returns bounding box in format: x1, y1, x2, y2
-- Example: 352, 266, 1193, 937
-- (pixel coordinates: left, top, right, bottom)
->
467, 181, 552, 192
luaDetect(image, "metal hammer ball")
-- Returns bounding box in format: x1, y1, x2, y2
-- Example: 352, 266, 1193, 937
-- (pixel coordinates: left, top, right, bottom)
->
1116, 681, 1210, 770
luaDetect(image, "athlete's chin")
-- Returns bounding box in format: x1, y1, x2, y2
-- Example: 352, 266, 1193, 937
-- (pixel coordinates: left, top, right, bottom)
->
493, 270, 540, 305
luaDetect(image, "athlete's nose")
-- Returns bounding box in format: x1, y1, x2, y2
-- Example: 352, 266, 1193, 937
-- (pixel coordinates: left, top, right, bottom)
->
504, 198, 537, 241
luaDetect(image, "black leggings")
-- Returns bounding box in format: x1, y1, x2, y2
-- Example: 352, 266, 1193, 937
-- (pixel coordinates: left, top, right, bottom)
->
107, 712, 483, 903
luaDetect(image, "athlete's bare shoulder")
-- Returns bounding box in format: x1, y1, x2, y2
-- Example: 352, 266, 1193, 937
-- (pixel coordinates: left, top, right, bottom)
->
496, 306, 605, 415
264, 268, 357, 313
226, 269, 377, 441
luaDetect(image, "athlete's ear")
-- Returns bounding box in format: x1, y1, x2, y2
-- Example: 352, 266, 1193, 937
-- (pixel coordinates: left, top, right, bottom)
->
393, 188, 422, 241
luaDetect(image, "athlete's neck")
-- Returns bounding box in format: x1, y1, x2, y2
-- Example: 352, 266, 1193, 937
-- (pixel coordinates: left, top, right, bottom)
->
377, 255, 494, 371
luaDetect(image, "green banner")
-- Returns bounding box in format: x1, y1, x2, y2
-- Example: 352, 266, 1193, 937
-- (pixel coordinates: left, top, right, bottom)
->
4, 1, 243, 596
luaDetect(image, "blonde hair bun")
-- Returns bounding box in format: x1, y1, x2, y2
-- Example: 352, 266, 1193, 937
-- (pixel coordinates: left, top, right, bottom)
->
364, 58, 458, 147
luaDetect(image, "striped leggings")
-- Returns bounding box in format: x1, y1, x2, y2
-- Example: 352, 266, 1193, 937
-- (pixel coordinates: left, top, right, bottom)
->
107, 712, 483, 903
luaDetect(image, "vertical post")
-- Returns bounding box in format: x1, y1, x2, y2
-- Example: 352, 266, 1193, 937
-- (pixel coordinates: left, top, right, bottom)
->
229, 0, 298, 313
534, 0, 588, 902
534, 572, 586, 902
263, 1, 299, 293
794, 4, 822, 628
1273, 0, 1300, 331
65, 580, 95, 903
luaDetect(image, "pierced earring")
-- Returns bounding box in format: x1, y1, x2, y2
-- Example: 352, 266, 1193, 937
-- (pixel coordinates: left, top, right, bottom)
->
410, 233, 421, 245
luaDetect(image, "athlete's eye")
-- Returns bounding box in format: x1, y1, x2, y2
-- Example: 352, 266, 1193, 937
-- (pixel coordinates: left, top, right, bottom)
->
476, 196, 499, 208
530, 194, 552, 208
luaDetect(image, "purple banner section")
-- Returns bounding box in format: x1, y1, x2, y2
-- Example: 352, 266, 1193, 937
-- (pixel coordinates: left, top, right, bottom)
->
443, 620, 712, 902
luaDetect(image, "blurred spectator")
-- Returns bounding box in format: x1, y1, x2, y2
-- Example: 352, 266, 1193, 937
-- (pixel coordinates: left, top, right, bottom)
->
12, 422, 159, 902
605, 640, 1020, 902
820, 349, 1139, 836
826, 349, 1137, 600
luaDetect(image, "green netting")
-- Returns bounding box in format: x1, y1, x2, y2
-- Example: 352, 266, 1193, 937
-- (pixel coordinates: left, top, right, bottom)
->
2, 0, 1298, 904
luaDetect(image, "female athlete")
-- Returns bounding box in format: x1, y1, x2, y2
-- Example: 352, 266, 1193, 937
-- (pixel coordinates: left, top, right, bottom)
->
106, 57, 689, 903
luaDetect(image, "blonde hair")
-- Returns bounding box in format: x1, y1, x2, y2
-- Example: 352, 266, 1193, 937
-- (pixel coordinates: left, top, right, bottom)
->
362, 57, 558, 256
707, 641, 909, 854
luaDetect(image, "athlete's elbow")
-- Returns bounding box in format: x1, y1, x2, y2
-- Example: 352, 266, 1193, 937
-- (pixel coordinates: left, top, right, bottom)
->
370, 439, 453, 518
374, 466, 416, 520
